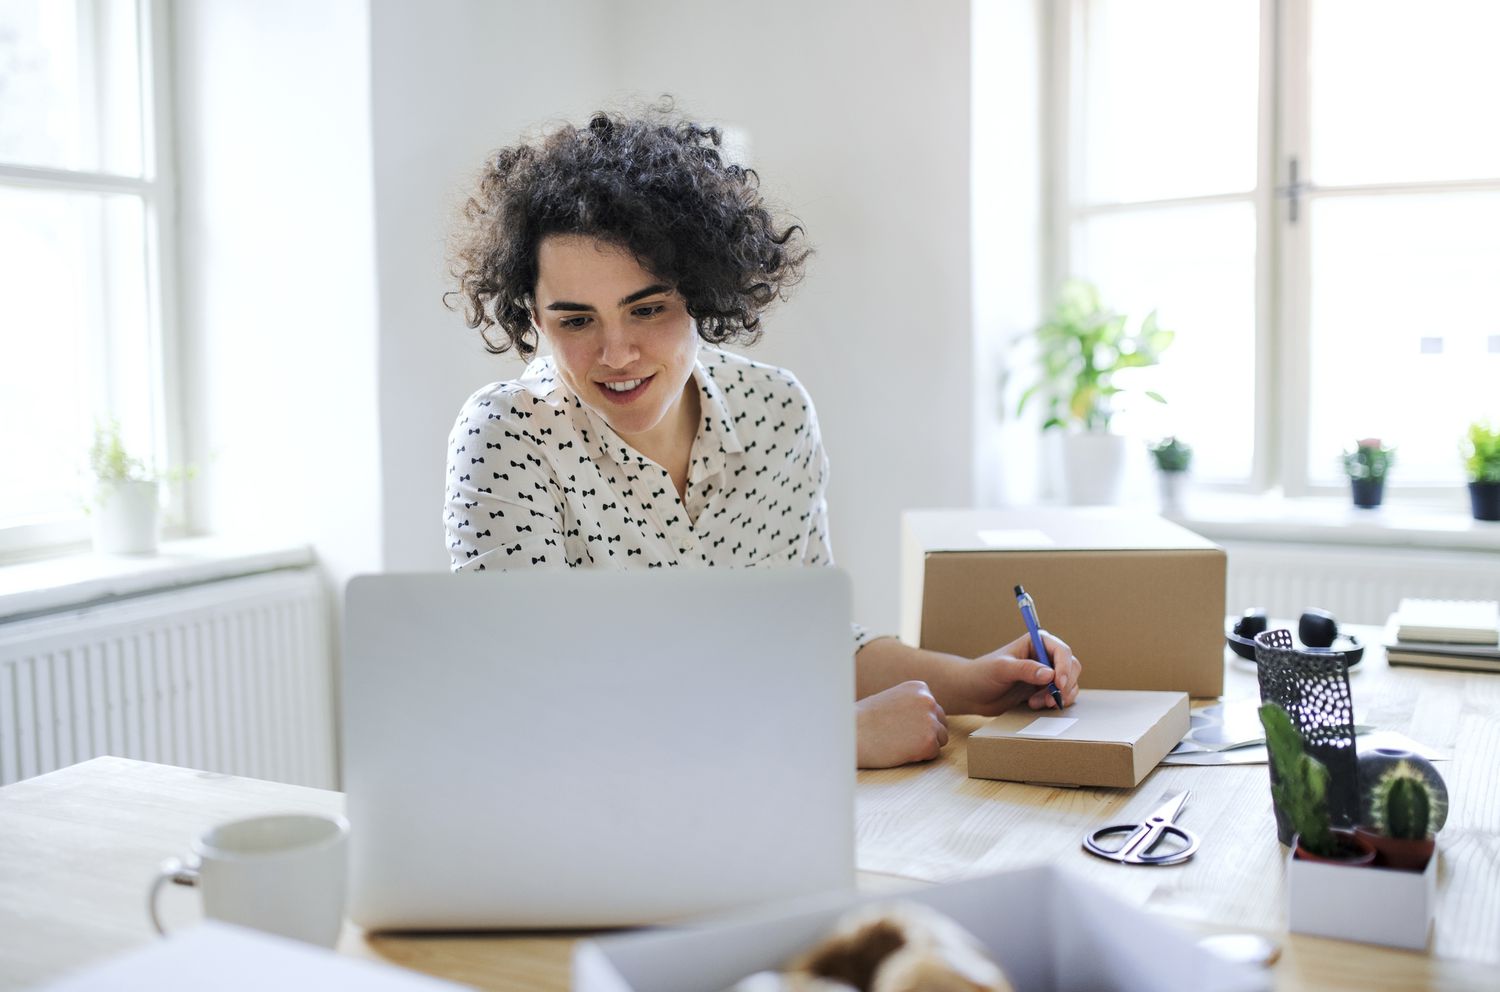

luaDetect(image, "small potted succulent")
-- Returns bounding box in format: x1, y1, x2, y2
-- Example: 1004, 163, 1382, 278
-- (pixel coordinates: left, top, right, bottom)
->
1342, 438, 1394, 509
1261, 702, 1444, 950
1147, 436, 1192, 515
88, 419, 162, 555
1462, 420, 1500, 521
1259, 703, 1374, 863
1355, 762, 1444, 871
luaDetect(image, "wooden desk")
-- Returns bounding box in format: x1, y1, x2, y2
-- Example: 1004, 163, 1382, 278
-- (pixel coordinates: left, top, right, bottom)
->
2, 637, 1496, 991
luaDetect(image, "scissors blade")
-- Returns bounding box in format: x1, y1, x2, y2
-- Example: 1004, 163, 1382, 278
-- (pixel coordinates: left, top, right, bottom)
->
1147, 790, 1190, 825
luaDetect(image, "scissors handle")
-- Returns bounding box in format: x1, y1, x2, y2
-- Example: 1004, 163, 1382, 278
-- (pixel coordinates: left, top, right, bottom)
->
1083, 820, 1200, 865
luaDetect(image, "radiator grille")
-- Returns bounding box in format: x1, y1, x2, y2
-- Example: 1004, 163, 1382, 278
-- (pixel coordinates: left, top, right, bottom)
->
0, 568, 334, 788
1223, 542, 1500, 626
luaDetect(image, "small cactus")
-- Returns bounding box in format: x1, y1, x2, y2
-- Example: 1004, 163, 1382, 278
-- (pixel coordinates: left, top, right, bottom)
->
1368, 762, 1443, 841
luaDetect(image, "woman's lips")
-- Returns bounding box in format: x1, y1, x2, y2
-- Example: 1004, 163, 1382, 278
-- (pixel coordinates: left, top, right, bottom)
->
597, 374, 654, 404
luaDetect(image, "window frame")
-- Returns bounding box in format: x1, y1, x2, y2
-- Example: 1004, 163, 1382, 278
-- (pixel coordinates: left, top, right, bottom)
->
1046, 0, 1496, 503
0, 0, 182, 557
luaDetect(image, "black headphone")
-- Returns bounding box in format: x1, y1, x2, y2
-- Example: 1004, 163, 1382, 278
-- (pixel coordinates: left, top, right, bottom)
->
1226, 607, 1364, 667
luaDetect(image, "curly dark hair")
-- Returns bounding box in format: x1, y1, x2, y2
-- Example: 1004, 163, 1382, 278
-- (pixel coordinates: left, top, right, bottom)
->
446, 103, 810, 359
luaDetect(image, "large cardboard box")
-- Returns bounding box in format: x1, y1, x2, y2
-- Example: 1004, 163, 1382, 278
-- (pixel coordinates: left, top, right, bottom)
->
573, 865, 1266, 992
901, 507, 1227, 697
968, 689, 1190, 788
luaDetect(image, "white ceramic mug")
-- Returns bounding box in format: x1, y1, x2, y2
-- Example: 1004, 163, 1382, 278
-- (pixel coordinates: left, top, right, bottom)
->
148, 813, 350, 947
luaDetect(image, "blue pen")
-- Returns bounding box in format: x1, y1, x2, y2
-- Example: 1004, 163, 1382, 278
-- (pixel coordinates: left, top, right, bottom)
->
1014, 585, 1065, 710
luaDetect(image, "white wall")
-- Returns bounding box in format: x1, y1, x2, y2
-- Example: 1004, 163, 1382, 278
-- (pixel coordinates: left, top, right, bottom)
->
973, 0, 1045, 507
368, 0, 614, 572
174, 0, 382, 595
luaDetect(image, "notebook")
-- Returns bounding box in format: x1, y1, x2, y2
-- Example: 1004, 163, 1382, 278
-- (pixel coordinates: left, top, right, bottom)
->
342, 568, 856, 930
1391, 598, 1500, 646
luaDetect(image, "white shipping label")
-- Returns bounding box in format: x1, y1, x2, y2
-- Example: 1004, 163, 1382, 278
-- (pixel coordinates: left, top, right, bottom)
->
1016, 716, 1078, 737
977, 528, 1055, 548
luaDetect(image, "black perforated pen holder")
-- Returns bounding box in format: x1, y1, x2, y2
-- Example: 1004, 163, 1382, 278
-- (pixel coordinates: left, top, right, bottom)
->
1254, 628, 1360, 844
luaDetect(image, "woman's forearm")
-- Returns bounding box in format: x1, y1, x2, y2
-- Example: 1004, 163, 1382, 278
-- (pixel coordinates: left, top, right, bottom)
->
854, 636, 964, 710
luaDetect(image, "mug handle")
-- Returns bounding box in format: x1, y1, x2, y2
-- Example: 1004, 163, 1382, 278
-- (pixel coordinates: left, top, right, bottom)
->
147, 857, 200, 936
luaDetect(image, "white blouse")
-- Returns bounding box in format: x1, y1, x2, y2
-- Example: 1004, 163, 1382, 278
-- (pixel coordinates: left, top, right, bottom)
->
444, 347, 873, 648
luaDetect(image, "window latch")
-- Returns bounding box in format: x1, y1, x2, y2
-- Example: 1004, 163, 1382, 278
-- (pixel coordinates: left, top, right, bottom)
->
1275, 156, 1314, 224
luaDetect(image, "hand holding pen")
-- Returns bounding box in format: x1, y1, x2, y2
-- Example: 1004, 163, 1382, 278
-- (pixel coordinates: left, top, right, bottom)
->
1015, 584, 1067, 710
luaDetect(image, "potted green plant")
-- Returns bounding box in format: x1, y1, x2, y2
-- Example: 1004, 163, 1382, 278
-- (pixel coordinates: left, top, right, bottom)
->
1258, 702, 1375, 864
1262, 702, 1444, 949
1015, 280, 1173, 505
88, 419, 162, 555
1354, 762, 1442, 871
1462, 420, 1500, 521
1341, 438, 1393, 509
1148, 436, 1192, 515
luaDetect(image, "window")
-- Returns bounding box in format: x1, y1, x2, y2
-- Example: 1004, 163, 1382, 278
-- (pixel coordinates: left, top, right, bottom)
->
0, 0, 175, 551
1053, 0, 1500, 496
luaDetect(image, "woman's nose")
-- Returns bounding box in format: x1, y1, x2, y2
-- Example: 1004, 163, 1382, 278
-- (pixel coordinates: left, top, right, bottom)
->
598, 321, 641, 369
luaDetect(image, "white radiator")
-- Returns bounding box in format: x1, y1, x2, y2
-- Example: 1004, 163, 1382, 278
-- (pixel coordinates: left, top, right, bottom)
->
0, 568, 335, 788
1222, 541, 1500, 626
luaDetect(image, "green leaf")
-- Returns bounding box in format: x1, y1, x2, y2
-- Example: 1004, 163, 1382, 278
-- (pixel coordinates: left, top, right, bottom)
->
1016, 382, 1041, 416
1146, 390, 1167, 404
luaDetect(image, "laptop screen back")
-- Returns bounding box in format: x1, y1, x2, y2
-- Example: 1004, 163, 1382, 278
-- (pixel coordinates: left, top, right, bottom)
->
342, 568, 855, 929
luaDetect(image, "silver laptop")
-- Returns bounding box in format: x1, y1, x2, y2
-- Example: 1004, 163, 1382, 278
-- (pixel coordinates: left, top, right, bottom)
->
342, 568, 855, 930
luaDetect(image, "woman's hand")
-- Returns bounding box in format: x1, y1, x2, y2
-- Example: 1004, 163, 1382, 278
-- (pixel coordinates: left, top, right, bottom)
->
943, 631, 1082, 717
855, 680, 949, 769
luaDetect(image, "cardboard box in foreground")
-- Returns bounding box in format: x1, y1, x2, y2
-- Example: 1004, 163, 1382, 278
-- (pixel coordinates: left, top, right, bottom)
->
901, 507, 1228, 697
968, 689, 1190, 788
573, 865, 1266, 992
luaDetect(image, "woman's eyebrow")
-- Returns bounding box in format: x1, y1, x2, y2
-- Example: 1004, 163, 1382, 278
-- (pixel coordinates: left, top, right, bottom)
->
619, 284, 670, 306
543, 283, 670, 313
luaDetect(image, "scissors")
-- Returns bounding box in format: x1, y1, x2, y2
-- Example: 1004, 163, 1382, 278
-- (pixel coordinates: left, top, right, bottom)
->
1083, 790, 1200, 866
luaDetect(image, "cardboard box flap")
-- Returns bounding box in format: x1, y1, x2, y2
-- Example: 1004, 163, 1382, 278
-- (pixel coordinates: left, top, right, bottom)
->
972, 690, 1189, 745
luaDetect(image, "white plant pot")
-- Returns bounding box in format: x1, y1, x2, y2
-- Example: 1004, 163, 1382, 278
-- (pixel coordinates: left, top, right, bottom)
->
92, 480, 161, 555
1061, 432, 1127, 505
1157, 470, 1188, 515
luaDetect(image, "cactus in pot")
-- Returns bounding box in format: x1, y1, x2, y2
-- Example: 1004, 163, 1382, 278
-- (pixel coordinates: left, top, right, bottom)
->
1357, 761, 1444, 870
1377, 775, 1431, 840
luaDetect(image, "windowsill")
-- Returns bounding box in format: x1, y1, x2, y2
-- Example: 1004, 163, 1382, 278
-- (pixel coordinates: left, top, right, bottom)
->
0, 536, 316, 623
1166, 493, 1500, 553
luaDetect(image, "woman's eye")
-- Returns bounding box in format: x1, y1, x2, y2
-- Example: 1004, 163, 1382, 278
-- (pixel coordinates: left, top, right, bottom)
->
632, 303, 667, 319
559, 316, 591, 330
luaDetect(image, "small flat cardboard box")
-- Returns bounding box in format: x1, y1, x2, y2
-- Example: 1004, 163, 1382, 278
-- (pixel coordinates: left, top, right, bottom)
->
573, 865, 1266, 992
968, 689, 1190, 788
902, 507, 1228, 697
1286, 845, 1437, 951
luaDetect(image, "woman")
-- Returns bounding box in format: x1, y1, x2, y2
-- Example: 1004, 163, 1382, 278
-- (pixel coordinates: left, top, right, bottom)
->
443, 106, 1079, 768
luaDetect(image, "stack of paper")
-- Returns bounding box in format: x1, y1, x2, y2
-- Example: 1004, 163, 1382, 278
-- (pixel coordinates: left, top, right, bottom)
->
1393, 598, 1500, 643
1386, 598, 1500, 672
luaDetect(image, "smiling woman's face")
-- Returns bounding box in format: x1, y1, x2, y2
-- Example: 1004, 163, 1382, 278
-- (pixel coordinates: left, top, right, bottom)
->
532, 234, 700, 465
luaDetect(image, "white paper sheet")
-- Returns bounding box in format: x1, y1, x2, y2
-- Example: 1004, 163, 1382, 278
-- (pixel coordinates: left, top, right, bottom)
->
42, 922, 470, 991
1160, 729, 1449, 766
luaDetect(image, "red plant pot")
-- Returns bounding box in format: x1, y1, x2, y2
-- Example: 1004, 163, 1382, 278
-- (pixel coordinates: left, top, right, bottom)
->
1354, 826, 1435, 872
1293, 828, 1377, 866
